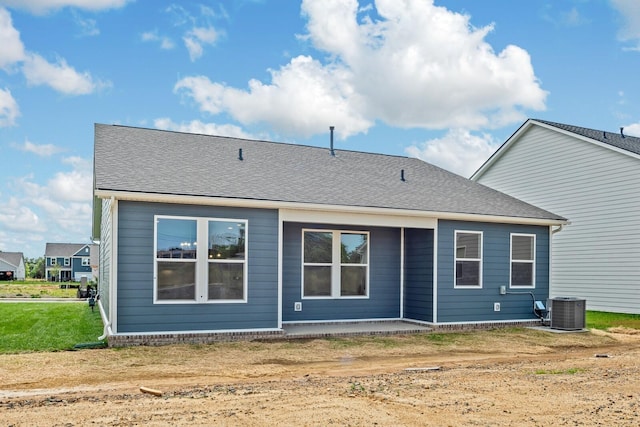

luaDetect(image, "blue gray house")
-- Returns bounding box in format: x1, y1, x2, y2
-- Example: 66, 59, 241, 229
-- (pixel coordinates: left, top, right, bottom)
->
93, 124, 567, 345
45, 243, 98, 282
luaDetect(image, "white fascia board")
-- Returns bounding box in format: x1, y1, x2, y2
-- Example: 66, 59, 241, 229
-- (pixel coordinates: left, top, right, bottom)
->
95, 189, 566, 226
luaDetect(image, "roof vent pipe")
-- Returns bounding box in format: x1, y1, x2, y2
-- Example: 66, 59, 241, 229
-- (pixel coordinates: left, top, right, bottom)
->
620, 127, 625, 138
329, 126, 335, 156
603, 131, 607, 139
401, 169, 406, 182
238, 148, 243, 161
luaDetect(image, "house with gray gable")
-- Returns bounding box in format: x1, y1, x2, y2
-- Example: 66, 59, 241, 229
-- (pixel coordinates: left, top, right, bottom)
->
93, 123, 567, 345
45, 243, 98, 282
472, 118, 640, 315
0, 252, 26, 280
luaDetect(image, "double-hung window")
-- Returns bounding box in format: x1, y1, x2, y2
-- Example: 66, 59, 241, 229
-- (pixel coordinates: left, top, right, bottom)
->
510, 233, 535, 288
82, 257, 90, 266
64, 258, 70, 267
50, 258, 56, 266
302, 229, 369, 298
154, 216, 247, 303
455, 231, 482, 288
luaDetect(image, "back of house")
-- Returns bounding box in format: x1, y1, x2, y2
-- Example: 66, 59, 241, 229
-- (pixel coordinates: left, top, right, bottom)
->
93, 123, 566, 345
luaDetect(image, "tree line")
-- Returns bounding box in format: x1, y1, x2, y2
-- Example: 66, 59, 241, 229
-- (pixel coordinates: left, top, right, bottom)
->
25, 257, 45, 279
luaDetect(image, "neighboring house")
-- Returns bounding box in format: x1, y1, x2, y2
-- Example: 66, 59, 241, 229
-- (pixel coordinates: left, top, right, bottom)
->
45, 243, 98, 282
93, 124, 566, 345
472, 118, 640, 315
0, 252, 26, 280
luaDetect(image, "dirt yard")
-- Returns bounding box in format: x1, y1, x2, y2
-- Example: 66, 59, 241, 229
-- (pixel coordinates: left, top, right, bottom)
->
1, 327, 639, 426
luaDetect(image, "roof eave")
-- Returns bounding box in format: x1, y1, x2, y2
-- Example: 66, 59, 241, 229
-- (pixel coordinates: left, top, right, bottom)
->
94, 189, 567, 227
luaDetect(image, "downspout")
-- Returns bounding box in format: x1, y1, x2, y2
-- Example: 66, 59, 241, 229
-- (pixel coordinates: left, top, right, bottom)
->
97, 196, 116, 341
400, 227, 405, 320
548, 222, 567, 305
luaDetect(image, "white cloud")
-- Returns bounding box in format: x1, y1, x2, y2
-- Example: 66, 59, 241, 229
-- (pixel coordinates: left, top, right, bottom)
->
0, 197, 44, 233
154, 117, 255, 139
0, 87, 20, 126
46, 156, 93, 203
405, 129, 499, 177
0, 7, 25, 70
13, 138, 64, 156
72, 10, 99, 36
183, 26, 219, 61
611, 0, 640, 49
142, 30, 175, 50
2, 158, 94, 255
623, 122, 640, 137
175, 0, 546, 139
0, 0, 131, 14
175, 56, 372, 139
22, 53, 110, 95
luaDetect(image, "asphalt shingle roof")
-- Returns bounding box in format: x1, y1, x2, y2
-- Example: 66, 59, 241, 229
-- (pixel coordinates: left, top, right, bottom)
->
94, 124, 565, 222
0, 252, 24, 267
534, 119, 640, 156
45, 243, 89, 258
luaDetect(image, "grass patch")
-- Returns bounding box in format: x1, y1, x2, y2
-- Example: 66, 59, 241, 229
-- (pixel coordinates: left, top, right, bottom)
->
0, 280, 78, 298
534, 367, 585, 375
0, 303, 104, 353
586, 311, 640, 330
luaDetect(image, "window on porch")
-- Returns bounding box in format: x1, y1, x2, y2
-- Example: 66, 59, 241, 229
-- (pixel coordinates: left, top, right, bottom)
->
302, 229, 369, 298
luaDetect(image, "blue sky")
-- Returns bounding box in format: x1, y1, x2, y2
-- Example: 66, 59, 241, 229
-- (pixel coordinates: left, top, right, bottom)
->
1, 0, 639, 259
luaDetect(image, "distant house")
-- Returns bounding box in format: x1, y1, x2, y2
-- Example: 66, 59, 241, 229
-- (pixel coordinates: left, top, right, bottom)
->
45, 243, 98, 282
93, 124, 566, 345
0, 252, 26, 280
472, 118, 640, 314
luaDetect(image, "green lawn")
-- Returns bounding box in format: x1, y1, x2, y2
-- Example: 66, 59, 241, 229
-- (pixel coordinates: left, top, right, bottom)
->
0, 302, 105, 353
586, 310, 640, 330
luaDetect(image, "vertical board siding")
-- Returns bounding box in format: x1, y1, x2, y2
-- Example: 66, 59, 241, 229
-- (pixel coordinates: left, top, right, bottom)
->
404, 228, 434, 322
437, 220, 550, 323
98, 197, 112, 321
477, 125, 640, 314
282, 222, 401, 322
116, 201, 279, 333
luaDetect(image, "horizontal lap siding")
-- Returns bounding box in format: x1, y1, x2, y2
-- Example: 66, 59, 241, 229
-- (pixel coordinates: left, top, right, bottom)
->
99, 197, 113, 320
116, 201, 278, 333
437, 220, 549, 323
282, 223, 401, 322
404, 228, 434, 322
477, 126, 640, 314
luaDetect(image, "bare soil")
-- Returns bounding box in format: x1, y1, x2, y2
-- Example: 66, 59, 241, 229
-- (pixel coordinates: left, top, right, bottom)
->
1, 327, 639, 426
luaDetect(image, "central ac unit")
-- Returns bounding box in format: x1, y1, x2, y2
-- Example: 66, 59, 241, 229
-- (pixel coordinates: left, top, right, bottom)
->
550, 297, 586, 330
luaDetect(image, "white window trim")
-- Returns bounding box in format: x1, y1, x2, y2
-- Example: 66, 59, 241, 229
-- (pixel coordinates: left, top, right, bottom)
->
50, 258, 56, 266
454, 230, 483, 289
81, 257, 90, 266
301, 228, 370, 299
63, 257, 70, 267
510, 233, 536, 289
153, 215, 248, 304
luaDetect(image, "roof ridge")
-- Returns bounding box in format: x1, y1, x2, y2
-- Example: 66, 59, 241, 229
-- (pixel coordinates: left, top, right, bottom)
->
95, 123, 414, 161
